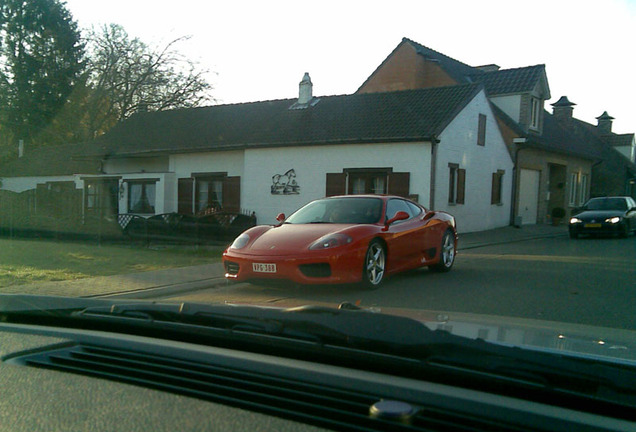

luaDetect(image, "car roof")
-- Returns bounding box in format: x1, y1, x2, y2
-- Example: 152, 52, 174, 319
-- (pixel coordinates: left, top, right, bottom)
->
325, 194, 406, 200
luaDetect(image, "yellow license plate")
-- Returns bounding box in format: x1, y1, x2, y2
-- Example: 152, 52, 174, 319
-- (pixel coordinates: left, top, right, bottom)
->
584, 223, 602, 228
252, 263, 277, 273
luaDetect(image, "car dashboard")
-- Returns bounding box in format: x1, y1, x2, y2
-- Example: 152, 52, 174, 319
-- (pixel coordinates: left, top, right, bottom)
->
0, 322, 634, 432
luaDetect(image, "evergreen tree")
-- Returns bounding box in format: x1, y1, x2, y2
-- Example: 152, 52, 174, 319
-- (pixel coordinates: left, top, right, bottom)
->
0, 0, 85, 148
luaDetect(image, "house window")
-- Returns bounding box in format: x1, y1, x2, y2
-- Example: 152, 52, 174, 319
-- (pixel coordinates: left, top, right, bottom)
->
196, 177, 224, 212
326, 170, 410, 197
491, 170, 505, 205
347, 170, 388, 195
184, 174, 240, 214
530, 97, 541, 130
477, 114, 487, 146
128, 181, 156, 214
568, 172, 579, 206
448, 163, 466, 205
579, 174, 588, 205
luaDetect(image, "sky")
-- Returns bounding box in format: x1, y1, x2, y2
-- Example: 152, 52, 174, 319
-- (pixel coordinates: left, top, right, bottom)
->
64, 0, 636, 134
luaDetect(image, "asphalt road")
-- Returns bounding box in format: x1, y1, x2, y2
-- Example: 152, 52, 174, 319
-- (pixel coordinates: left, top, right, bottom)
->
159, 235, 636, 330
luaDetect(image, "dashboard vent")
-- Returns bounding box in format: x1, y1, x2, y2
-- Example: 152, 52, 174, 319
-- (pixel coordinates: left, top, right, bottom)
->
12, 344, 523, 431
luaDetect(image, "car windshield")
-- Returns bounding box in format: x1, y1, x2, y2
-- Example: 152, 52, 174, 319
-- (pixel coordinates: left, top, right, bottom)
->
585, 197, 627, 211
1, 0, 636, 425
284, 197, 383, 224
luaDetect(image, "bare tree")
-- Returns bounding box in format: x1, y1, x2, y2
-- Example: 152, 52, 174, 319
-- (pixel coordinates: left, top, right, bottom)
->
84, 24, 213, 137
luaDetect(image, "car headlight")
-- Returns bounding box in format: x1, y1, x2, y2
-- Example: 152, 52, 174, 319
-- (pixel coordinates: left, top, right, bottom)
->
309, 233, 353, 250
569, 217, 582, 224
229, 233, 250, 249
605, 216, 621, 224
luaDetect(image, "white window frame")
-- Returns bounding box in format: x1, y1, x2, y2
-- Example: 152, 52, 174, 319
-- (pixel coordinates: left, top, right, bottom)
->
578, 174, 588, 205
568, 172, 578, 207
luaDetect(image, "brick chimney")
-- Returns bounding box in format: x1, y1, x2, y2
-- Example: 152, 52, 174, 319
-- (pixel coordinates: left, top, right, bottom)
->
298, 72, 313, 105
551, 96, 575, 122
596, 111, 614, 135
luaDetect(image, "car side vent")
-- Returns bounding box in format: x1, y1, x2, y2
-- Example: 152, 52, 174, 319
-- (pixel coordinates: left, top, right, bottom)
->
10, 344, 522, 432
224, 261, 240, 275
298, 263, 331, 278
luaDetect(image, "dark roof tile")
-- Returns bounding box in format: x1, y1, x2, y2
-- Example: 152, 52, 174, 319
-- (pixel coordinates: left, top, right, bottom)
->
403, 38, 478, 83
88, 84, 483, 157
0, 143, 100, 177
404, 38, 547, 97
469, 65, 546, 96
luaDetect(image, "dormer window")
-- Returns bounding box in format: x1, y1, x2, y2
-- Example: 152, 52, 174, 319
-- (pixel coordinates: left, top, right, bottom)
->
530, 97, 541, 130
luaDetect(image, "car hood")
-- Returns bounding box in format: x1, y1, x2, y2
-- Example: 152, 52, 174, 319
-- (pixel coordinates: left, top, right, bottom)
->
574, 209, 626, 219
385, 307, 636, 365
246, 223, 354, 255
220, 297, 636, 365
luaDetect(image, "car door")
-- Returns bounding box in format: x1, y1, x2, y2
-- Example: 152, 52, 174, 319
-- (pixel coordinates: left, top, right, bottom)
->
384, 198, 426, 272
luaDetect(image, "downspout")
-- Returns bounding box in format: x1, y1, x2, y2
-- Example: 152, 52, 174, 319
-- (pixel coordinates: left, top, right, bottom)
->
511, 138, 527, 226
429, 136, 440, 209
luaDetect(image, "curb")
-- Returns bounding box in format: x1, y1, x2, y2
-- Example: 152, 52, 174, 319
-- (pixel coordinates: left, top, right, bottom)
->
91, 277, 230, 299
458, 231, 568, 251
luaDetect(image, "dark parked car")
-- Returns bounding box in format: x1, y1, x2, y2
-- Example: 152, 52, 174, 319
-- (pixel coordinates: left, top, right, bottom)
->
569, 196, 636, 238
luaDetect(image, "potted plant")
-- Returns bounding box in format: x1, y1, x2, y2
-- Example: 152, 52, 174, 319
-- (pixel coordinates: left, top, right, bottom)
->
551, 207, 566, 226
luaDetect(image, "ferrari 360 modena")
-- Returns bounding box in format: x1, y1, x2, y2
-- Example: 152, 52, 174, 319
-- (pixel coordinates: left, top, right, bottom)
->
223, 195, 457, 288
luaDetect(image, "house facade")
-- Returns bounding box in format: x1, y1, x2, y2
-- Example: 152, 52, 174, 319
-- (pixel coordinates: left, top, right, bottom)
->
355, 38, 635, 224
0, 78, 513, 233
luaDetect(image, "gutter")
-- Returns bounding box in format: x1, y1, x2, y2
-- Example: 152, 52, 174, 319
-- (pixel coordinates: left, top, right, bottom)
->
73, 136, 440, 160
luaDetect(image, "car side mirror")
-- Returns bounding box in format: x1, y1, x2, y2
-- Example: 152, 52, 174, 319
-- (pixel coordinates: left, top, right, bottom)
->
276, 213, 286, 222
382, 211, 409, 231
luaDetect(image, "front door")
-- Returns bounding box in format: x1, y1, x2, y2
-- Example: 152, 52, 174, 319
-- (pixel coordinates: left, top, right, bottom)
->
518, 169, 540, 225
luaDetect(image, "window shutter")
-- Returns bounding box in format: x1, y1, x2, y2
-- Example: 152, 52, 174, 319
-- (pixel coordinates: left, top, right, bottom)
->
491, 172, 498, 204
388, 172, 410, 197
223, 176, 241, 212
457, 169, 466, 204
326, 173, 346, 196
178, 178, 194, 214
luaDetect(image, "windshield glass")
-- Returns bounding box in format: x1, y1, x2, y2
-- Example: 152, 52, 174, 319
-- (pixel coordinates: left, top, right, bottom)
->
285, 197, 383, 224
0, 0, 635, 415
585, 197, 627, 211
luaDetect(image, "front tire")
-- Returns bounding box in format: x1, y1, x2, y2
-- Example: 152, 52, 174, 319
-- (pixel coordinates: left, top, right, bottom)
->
430, 229, 456, 272
362, 240, 386, 289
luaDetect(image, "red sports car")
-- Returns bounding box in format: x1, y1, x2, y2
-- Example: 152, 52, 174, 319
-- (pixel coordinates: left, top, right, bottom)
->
223, 195, 457, 288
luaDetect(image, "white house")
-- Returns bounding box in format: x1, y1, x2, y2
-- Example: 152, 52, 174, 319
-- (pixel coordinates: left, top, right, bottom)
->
0, 75, 514, 233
